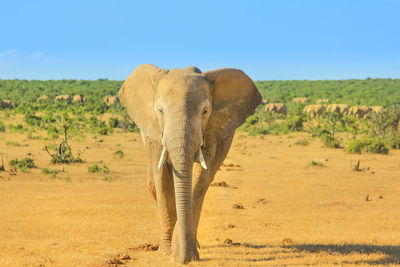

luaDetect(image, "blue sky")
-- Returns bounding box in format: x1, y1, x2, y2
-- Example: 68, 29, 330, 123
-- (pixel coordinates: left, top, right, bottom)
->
0, 0, 399, 80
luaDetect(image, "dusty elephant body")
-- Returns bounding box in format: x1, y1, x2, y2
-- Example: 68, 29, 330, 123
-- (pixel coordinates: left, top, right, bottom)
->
303, 104, 326, 118
348, 105, 371, 118
0, 100, 15, 109
104, 95, 119, 105
264, 103, 287, 115
119, 64, 261, 263
55, 95, 71, 101
326, 104, 349, 115
293, 97, 309, 104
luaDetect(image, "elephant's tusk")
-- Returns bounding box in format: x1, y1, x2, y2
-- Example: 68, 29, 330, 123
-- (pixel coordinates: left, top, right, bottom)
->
199, 148, 208, 170
158, 146, 167, 170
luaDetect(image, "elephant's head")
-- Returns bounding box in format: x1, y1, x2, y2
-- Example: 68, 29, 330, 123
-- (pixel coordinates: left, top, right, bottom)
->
118, 64, 261, 263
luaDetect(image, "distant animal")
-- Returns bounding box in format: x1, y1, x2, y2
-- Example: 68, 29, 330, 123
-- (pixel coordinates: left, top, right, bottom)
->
316, 99, 329, 104
303, 104, 326, 118
37, 95, 50, 102
261, 99, 269, 105
264, 103, 287, 115
293, 97, 309, 104
118, 64, 261, 263
0, 100, 15, 109
72, 95, 86, 103
348, 106, 371, 118
371, 106, 385, 114
55, 95, 71, 101
104, 95, 119, 105
326, 104, 350, 115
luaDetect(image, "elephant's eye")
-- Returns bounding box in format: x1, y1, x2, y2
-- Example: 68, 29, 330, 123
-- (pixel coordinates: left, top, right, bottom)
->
202, 108, 208, 116
158, 108, 164, 115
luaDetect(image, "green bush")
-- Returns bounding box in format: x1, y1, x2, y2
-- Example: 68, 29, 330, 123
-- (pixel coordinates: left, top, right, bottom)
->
42, 168, 59, 178
114, 149, 125, 159
321, 133, 342, 148
0, 121, 5, 132
346, 139, 366, 154
88, 163, 111, 173
366, 138, 389, 154
98, 127, 113, 135
108, 117, 120, 128
294, 138, 309, 146
9, 158, 36, 172
88, 164, 100, 173
346, 138, 389, 154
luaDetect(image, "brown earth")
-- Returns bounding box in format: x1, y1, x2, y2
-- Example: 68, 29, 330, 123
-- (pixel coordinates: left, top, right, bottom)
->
1, 118, 400, 266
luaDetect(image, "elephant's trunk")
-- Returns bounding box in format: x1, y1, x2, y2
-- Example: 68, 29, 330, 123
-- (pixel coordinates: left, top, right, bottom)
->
164, 117, 198, 263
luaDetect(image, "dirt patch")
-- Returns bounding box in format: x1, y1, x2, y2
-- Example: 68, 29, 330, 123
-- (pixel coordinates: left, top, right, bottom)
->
129, 243, 159, 251
232, 203, 244, 209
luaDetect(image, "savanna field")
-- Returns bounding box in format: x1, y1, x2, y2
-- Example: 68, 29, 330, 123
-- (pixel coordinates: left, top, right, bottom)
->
1, 79, 400, 266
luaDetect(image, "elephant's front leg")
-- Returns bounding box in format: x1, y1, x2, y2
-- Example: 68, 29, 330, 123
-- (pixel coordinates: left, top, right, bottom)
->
153, 160, 176, 256
191, 164, 211, 247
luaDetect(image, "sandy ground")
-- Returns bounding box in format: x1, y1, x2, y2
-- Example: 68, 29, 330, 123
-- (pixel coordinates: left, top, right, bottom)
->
1, 125, 400, 266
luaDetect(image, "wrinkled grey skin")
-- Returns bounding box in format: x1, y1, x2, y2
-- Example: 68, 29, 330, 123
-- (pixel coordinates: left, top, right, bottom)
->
119, 64, 261, 263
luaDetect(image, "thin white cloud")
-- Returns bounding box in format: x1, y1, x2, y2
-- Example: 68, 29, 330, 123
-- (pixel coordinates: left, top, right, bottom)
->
0, 49, 17, 57
29, 51, 45, 59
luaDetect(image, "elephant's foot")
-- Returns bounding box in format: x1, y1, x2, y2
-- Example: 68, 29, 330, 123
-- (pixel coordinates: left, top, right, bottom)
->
159, 240, 172, 256
170, 233, 199, 263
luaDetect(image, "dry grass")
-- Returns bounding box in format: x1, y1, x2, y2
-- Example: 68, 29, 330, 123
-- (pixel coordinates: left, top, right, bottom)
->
1, 117, 400, 266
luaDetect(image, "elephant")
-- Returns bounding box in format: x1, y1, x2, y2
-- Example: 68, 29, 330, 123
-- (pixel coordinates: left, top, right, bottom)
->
72, 94, 86, 103
371, 106, 385, 114
0, 99, 15, 109
104, 95, 119, 105
293, 97, 309, 104
348, 105, 371, 118
118, 64, 261, 263
316, 99, 329, 104
326, 104, 349, 115
55, 95, 71, 101
37, 94, 50, 102
303, 104, 326, 118
264, 103, 287, 115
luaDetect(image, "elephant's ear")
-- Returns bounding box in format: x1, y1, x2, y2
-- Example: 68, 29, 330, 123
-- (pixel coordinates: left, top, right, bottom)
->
118, 64, 168, 138
204, 68, 262, 142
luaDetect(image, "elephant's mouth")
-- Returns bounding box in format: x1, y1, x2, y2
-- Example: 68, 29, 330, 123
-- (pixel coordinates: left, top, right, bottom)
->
158, 145, 207, 170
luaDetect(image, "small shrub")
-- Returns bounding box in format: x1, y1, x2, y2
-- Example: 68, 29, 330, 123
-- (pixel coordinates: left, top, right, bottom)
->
321, 133, 342, 148
346, 139, 365, 154
102, 176, 112, 182
366, 138, 389, 154
88, 163, 111, 173
88, 164, 100, 173
0, 121, 5, 132
346, 138, 389, 155
9, 158, 36, 172
42, 168, 59, 178
98, 127, 113, 135
114, 149, 125, 159
308, 160, 324, 167
108, 117, 120, 128
102, 164, 111, 174
294, 138, 309, 146
6, 141, 22, 147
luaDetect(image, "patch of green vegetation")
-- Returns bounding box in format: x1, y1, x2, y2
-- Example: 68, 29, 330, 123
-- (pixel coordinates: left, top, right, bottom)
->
308, 160, 325, 167
88, 163, 111, 173
0, 121, 5, 132
294, 138, 309, 146
6, 141, 23, 147
346, 138, 389, 155
114, 149, 125, 159
42, 168, 59, 178
9, 158, 36, 172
